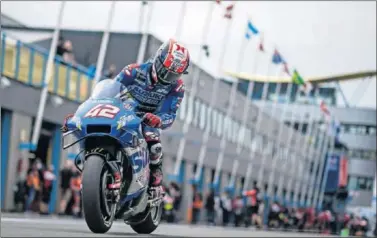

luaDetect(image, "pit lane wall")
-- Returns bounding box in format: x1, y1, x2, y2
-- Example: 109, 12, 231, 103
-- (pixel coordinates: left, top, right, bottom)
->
0, 30, 312, 215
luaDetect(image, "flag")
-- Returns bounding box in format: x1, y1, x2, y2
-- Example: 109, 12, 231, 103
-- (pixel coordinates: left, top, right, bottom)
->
283, 61, 290, 76
291, 69, 305, 85
245, 19, 259, 39
291, 69, 312, 95
224, 4, 234, 19
320, 100, 330, 116
272, 49, 283, 64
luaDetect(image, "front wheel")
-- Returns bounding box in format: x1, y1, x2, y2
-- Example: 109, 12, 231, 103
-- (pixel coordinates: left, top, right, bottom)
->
82, 155, 116, 233
130, 204, 163, 234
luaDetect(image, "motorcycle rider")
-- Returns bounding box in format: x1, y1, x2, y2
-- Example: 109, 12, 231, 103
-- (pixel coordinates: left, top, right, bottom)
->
62, 39, 190, 199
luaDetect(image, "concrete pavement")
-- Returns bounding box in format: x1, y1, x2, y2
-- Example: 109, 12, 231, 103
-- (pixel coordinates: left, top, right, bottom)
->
1, 213, 327, 237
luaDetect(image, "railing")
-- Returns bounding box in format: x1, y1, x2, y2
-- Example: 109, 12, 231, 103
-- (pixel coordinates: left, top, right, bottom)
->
0, 32, 98, 102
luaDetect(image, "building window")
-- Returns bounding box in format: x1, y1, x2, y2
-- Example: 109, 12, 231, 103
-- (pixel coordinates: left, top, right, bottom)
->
368, 126, 376, 135
347, 175, 375, 191
348, 150, 377, 160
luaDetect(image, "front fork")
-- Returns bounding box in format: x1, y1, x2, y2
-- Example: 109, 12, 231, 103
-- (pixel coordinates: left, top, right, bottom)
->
106, 151, 123, 203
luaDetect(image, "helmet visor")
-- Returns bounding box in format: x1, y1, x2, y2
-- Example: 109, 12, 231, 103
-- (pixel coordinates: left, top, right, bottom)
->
154, 56, 181, 84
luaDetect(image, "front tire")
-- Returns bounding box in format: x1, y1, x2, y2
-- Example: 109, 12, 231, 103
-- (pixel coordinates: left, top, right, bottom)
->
82, 155, 114, 233
130, 204, 163, 234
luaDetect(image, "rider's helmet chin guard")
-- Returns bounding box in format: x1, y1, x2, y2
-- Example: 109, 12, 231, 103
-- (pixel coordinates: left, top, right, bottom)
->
151, 39, 190, 85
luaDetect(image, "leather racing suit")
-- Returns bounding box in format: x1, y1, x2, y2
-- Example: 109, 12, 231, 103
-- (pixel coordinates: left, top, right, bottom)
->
114, 61, 185, 188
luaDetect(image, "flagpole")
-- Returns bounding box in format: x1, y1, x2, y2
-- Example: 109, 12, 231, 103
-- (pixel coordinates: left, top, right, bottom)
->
300, 87, 322, 206
172, 2, 216, 179
255, 58, 274, 190
136, 1, 154, 64
276, 84, 304, 204
308, 123, 327, 206
138, 2, 147, 32
265, 66, 287, 197
241, 53, 261, 192
93, 1, 116, 83
194, 3, 237, 183
31, 1, 66, 148
228, 49, 258, 190
316, 117, 335, 210
312, 125, 331, 209
301, 123, 322, 206
291, 116, 310, 206
213, 29, 249, 187
296, 92, 320, 207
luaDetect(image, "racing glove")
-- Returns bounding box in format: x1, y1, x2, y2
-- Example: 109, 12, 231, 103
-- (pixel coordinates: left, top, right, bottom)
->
142, 113, 162, 128
61, 113, 74, 132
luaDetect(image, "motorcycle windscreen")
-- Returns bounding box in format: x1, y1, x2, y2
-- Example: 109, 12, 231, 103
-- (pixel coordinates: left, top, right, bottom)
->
91, 79, 127, 99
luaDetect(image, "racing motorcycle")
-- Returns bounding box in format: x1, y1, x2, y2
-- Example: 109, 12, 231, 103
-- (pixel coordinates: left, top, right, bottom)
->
62, 79, 163, 234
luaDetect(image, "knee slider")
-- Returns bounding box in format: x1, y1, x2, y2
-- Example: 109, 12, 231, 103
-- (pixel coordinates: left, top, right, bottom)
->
150, 143, 162, 165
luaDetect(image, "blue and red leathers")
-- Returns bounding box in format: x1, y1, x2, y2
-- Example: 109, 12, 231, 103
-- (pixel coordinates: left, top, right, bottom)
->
114, 62, 185, 187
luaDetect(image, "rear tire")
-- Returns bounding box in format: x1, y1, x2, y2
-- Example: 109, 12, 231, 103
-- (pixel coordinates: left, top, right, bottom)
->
130, 204, 163, 234
82, 155, 114, 233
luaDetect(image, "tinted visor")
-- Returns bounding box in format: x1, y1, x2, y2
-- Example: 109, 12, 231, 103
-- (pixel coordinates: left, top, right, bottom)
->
154, 57, 181, 84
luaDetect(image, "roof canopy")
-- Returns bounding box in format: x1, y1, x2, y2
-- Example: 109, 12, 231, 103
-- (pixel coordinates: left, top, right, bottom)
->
224, 70, 376, 84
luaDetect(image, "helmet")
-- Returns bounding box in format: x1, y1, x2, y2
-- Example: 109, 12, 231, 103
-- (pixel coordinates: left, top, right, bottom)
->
151, 39, 190, 84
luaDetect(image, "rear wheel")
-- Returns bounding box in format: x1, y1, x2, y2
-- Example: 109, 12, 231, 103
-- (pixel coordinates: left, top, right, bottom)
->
130, 203, 163, 234
82, 155, 116, 233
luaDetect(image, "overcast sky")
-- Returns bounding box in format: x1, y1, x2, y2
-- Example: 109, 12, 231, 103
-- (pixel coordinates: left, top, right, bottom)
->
1, 1, 376, 108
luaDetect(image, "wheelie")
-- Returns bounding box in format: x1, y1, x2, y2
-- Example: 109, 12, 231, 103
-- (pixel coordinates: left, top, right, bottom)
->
61, 39, 190, 234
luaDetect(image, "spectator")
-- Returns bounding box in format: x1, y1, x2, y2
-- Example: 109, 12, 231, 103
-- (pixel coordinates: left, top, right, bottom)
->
70, 168, 82, 217
252, 201, 264, 228
242, 182, 260, 227
104, 64, 117, 78
220, 191, 232, 226
12, 158, 27, 212
62, 40, 76, 66
39, 164, 56, 215
233, 195, 244, 227
205, 190, 215, 225
58, 160, 73, 215
191, 191, 203, 224
169, 182, 182, 212
214, 193, 222, 225
25, 163, 41, 212
163, 192, 175, 223
268, 202, 281, 228
56, 36, 66, 57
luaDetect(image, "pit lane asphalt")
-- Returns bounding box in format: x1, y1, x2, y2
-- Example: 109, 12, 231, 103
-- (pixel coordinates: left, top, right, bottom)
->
1, 213, 327, 237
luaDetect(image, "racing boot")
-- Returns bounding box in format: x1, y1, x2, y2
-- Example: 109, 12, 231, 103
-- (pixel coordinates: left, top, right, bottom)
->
148, 165, 165, 206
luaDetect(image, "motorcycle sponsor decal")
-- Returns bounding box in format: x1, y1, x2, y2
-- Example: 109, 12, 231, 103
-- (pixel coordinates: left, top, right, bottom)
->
162, 118, 173, 125
116, 115, 135, 130
71, 116, 82, 130
84, 104, 120, 119
128, 85, 165, 106
124, 103, 134, 110
132, 147, 149, 174
156, 87, 170, 94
